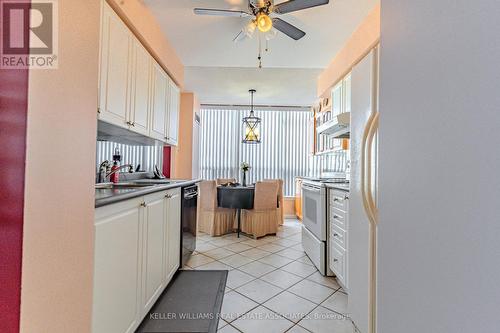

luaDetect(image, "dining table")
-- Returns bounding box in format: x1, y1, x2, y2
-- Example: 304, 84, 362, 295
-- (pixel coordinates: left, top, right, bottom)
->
216, 185, 255, 238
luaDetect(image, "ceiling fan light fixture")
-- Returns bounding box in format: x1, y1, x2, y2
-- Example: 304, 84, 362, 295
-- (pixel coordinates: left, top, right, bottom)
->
256, 12, 272, 32
244, 20, 257, 37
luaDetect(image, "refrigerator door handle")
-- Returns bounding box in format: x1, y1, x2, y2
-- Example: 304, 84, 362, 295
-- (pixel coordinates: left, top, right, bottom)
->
361, 112, 380, 333
366, 111, 380, 223
361, 112, 376, 224
360, 110, 380, 333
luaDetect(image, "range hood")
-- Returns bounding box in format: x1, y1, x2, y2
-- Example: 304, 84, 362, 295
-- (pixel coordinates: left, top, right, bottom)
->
316, 112, 350, 138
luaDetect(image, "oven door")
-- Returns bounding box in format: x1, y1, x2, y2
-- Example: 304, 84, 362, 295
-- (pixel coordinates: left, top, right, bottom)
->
301, 182, 327, 241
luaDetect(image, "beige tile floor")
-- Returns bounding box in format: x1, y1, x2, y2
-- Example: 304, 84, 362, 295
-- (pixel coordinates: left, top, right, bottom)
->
183, 219, 356, 333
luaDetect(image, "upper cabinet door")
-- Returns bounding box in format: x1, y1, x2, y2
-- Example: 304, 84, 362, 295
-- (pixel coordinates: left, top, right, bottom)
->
98, 3, 131, 128
343, 74, 352, 114
331, 81, 343, 116
130, 38, 151, 136
150, 62, 167, 141
166, 79, 180, 146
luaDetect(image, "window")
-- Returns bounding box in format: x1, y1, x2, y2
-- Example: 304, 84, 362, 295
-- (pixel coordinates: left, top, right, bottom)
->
199, 106, 320, 196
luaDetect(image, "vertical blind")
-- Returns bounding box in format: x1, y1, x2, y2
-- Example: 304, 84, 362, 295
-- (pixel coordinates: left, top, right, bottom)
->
95, 141, 163, 173
199, 106, 321, 196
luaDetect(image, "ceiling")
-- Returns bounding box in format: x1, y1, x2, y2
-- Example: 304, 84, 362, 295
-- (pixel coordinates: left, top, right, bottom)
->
185, 67, 322, 106
144, 0, 378, 105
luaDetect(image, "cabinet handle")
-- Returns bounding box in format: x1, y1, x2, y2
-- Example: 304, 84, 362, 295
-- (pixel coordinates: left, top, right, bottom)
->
333, 258, 338, 262
165, 194, 172, 199
344, 195, 349, 200
333, 215, 339, 219
333, 198, 339, 202
97, 107, 101, 114
140, 201, 147, 207
333, 233, 339, 237
126, 121, 133, 126
131, 122, 136, 127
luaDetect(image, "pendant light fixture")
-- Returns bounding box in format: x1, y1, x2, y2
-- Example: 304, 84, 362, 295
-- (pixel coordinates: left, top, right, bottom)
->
242, 89, 261, 144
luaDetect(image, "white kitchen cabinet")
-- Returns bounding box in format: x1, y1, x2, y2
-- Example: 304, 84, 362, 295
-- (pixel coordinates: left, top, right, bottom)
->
141, 191, 166, 312
165, 188, 181, 280
328, 188, 349, 290
150, 61, 168, 141
343, 74, 351, 114
93, 198, 143, 333
129, 37, 151, 136
165, 78, 180, 146
98, 2, 132, 128
93, 188, 183, 333
331, 81, 343, 116
98, 2, 181, 145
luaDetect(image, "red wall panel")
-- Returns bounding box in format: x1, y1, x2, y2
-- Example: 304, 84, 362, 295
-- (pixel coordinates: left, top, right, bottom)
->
0, 1, 29, 330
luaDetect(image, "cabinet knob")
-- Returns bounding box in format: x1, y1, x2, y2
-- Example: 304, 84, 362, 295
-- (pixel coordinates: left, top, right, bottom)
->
333, 233, 339, 237
333, 215, 339, 219
344, 195, 349, 200
333, 258, 338, 262
333, 198, 339, 202
140, 201, 147, 207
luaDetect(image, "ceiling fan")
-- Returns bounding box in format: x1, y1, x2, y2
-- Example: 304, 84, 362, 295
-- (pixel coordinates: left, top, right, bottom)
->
193, 0, 330, 42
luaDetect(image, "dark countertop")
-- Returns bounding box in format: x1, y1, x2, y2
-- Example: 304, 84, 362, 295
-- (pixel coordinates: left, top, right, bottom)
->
95, 179, 201, 208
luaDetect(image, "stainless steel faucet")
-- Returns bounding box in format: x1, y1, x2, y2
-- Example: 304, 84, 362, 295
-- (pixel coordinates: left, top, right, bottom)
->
105, 164, 133, 179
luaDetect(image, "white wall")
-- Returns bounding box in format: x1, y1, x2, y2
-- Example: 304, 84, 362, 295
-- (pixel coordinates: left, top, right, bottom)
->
378, 1, 500, 332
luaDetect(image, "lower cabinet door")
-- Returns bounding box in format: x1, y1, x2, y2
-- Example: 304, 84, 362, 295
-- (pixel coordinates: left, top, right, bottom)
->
93, 199, 143, 333
165, 188, 181, 280
142, 192, 166, 311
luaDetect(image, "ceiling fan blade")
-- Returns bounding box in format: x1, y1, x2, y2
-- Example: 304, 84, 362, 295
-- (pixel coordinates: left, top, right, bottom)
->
233, 30, 247, 42
273, 0, 329, 14
272, 18, 306, 40
193, 8, 251, 17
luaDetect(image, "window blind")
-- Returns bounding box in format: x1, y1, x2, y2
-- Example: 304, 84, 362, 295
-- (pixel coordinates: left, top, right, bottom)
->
199, 106, 322, 196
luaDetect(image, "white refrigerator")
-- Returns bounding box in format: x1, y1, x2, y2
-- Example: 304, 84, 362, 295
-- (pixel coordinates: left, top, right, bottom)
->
348, 48, 379, 333
376, 1, 500, 332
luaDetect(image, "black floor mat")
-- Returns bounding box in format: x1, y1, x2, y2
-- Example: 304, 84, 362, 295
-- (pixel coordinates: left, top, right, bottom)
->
136, 270, 227, 333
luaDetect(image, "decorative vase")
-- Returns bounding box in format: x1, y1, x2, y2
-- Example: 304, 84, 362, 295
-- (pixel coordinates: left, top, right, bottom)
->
242, 171, 247, 187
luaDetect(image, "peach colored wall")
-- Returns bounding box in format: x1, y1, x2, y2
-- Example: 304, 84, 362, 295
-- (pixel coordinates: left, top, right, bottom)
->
20, 1, 100, 332
107, 0, 184, 87
172, 92, 199, 179
317, 4, 380, 98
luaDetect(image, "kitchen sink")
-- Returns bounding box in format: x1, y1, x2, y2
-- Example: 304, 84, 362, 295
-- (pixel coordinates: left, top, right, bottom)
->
95, 182, 155, 189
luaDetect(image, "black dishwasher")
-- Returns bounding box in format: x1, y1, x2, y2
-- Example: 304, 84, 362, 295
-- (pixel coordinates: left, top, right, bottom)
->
180, 184, 198, 267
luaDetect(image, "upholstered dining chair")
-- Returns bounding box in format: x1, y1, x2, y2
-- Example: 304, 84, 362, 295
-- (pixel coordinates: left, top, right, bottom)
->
264, 179, 284, 225
198, 180, 236, 236
241, 181, 279, 239
216, 178, 237, 186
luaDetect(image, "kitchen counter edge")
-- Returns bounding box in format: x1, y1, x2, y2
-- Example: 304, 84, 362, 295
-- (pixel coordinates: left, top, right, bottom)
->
95, 179, 201, 208
295, 176, 350, 192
